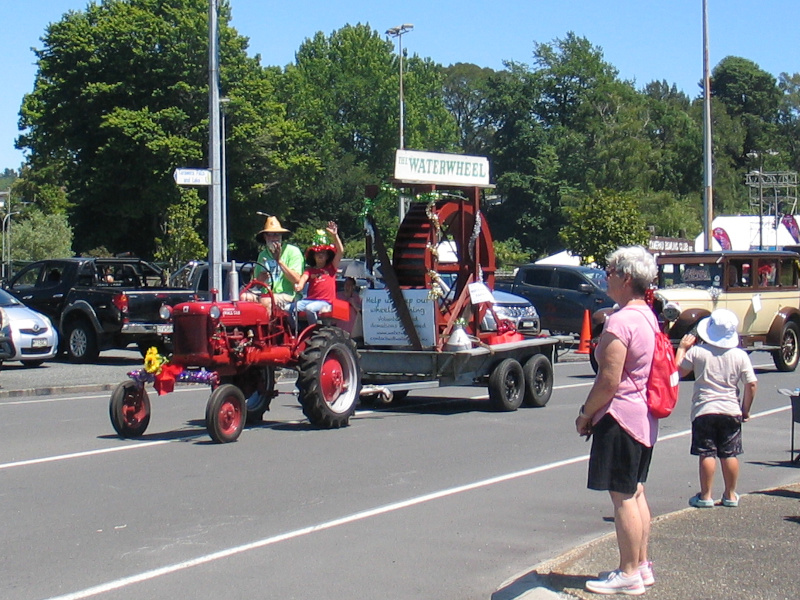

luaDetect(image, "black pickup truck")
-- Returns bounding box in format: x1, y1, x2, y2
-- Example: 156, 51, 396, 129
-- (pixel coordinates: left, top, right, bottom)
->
5, 258, 196, 362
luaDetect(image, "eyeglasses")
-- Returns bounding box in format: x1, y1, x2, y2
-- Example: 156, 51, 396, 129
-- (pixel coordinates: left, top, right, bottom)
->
606, 267, 619, 277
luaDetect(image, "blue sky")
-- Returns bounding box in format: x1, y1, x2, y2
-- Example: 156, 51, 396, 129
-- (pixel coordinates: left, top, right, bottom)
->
2, 0, 798, 172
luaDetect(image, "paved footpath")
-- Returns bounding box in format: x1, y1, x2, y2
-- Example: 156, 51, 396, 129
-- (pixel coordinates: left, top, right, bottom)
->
495, 481, 800, 600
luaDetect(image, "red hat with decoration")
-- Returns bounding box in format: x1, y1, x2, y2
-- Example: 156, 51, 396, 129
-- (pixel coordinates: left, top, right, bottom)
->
305, 229, 336, 266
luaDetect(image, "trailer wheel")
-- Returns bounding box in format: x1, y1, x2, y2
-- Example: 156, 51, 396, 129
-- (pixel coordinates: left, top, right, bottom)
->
522, 354, 553, 407
109, 381, 151, 437
205, 384, 245, 443
245, 366, 276, 424
297, 326, 361, 428
488, 358, 524, 411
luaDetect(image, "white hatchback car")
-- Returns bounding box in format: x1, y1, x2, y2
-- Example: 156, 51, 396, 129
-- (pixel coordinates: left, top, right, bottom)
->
0, 287, 59, 366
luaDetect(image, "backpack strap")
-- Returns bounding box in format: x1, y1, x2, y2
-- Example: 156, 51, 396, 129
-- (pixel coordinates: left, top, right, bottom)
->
620, 306, 658, 403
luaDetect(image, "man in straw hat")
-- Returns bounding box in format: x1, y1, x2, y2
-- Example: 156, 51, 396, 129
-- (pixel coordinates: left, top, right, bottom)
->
676, 308, 757, 509
242, 215, 304, 314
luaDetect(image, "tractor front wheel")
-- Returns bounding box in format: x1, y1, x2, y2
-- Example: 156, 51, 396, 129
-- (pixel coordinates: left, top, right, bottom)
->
206, 384, 245, 443
109, 381, 151, 437
296, 326, 361, 428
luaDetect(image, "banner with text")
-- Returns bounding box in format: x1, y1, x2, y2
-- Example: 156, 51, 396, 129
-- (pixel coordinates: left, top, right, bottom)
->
363, 289, 437, 347
394, 150, 490, 186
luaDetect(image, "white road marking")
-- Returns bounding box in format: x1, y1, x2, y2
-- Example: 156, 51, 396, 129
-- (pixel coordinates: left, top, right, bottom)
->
38, 404, 790, 600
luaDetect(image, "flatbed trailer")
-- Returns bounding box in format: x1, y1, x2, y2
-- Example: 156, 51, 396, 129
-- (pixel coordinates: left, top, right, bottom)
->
358, 336, 558, 410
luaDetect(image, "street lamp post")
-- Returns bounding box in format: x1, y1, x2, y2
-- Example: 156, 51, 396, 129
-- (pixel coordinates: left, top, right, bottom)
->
386, 24, 413, 223
386, 24, 413, 150
220, 97, 230, 262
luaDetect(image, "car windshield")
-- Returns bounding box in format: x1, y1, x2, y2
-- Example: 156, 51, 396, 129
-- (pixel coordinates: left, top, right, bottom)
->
658, 262, 723, 289
583, 269, 608, 291
0, 288, 23, 307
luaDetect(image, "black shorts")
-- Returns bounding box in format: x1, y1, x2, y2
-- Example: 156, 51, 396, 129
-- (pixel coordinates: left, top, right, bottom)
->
587, 414, 653, 495
691, 414, 743, 458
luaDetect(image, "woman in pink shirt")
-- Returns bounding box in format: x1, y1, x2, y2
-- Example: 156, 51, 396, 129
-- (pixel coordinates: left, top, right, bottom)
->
575, 245, 658, 596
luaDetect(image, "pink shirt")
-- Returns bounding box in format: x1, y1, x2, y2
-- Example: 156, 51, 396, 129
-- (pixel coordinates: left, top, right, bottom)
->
594, 304, 659, 447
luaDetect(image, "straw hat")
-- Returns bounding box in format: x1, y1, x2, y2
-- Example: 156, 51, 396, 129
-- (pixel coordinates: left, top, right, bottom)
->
696, 309, 739, 349
255, 216, 290, 244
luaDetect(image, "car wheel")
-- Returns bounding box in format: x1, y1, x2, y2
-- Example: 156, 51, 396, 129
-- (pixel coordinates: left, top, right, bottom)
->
773, 321, 800, 372
66, 319, 99, 363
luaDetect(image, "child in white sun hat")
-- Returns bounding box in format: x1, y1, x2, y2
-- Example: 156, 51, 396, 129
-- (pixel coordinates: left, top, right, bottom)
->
675, 309, 757, 508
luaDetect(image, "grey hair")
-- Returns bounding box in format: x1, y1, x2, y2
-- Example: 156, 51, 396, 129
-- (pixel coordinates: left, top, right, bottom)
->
606, 245, 657, 294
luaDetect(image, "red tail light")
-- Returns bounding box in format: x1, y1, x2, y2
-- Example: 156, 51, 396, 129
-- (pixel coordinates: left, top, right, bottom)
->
112, 292, 129, 322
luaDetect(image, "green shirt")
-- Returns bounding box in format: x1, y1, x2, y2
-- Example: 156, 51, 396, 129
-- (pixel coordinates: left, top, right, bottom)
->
254, 243, 304, 296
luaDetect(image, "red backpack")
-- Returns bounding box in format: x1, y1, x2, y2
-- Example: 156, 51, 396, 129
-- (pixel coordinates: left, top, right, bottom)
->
631, 312, 680, 418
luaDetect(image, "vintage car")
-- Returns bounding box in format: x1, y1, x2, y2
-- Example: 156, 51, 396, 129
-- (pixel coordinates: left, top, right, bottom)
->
654, 250, 800, 371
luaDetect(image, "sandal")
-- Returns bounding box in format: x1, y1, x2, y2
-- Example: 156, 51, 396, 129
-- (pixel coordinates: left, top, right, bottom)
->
722, 493, 739, 507
689, 494, 714, 508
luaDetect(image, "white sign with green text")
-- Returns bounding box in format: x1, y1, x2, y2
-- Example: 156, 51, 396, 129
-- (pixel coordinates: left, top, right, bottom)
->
394, 149, 490, 186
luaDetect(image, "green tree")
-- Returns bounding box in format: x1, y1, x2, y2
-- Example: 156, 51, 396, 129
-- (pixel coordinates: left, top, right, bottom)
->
277, 24, 457, 241
154, 188, 207, 273
560, 190, 649, 267
712, 56, 781, 156
441, 62, 496, 154
17, 0, 311, 260
9, 210, 73, 261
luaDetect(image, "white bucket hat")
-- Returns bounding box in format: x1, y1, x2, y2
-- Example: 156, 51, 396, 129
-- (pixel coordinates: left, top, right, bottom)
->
696, 309, 739, 349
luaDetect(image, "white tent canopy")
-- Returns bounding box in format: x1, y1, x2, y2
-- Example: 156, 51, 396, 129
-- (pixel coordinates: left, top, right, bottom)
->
534, 250, 581, 266
694, 215, 800, 251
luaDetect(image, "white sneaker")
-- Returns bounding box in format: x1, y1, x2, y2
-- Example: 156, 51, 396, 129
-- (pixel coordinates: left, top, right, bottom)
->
599, 561, 654, 587
585, 569, 645, 595
638, 561, 654, 586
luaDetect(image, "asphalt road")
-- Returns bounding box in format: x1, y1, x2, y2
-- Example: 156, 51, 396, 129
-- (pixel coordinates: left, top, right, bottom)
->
0, 350, 798, 599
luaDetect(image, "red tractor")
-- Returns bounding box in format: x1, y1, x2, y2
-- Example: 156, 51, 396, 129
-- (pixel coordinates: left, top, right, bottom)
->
109, 279, 361, 443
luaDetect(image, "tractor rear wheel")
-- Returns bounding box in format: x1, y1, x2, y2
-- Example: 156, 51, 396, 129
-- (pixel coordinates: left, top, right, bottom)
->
244, 366, 277, 424
296, 326, 361, 428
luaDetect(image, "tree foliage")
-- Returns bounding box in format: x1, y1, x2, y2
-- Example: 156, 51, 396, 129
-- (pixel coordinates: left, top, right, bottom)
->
560, 190, 649, 266
9, 210, 73, 261
10, 8, 799, 268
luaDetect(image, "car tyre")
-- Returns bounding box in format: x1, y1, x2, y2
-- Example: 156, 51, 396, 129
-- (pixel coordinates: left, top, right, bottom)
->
773, 321, 800, 372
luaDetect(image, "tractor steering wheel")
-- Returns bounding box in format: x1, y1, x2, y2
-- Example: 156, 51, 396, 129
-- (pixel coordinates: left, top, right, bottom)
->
241, 278, 270, 296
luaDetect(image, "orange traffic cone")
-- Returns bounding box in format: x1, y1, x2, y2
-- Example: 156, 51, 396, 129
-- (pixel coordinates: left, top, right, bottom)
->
576, 309, 591, 354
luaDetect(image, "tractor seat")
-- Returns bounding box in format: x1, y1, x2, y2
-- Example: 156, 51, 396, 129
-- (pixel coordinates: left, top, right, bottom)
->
297, 298, 351, 323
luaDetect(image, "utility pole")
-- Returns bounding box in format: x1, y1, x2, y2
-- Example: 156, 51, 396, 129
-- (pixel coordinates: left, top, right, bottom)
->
208, 0, 223, 293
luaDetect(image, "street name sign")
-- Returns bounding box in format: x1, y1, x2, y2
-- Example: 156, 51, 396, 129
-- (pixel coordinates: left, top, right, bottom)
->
173, 168, 212, 186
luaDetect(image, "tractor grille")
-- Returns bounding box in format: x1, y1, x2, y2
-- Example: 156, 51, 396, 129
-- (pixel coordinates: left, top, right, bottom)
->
172, 313, 211, 356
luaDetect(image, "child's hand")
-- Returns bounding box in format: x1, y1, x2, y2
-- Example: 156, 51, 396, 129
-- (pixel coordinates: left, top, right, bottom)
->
679, 333, 696, 350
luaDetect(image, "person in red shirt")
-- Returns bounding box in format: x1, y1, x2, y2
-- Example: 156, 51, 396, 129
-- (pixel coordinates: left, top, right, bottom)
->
294, 221, 343, 324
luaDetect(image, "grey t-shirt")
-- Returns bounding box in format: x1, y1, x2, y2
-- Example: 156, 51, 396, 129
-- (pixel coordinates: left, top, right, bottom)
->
681, 343, 757, 421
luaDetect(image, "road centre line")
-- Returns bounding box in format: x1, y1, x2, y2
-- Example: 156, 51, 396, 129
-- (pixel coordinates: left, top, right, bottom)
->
39, 405, 788, 600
